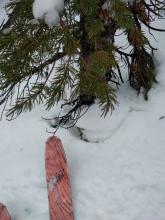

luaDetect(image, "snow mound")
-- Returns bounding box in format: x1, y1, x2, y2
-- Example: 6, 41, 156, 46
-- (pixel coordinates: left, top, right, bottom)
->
76, 83, 139, 143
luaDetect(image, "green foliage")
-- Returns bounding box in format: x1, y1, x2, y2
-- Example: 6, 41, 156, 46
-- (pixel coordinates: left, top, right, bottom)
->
110, 0, 134, 29
0, 0, 162, 127
79, 0, 99, 15
86, 19, 105, 39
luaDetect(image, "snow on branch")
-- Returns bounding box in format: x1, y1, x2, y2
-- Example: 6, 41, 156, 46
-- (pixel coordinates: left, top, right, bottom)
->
32, 0, 64, 26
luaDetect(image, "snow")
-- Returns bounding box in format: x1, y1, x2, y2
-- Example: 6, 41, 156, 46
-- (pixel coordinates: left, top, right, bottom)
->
48, 176, 58, 191
0, 0, 9, 22
32, 0, 64, 27
0, 2, 165, 220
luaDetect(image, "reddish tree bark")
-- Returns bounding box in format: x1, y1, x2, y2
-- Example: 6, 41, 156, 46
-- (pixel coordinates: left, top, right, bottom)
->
0, 203, 11, 220
45, 136, 74, 220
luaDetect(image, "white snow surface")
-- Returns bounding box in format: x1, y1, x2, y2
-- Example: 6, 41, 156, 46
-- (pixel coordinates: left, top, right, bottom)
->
0, 3, 165, 220
32, 0, 64, 27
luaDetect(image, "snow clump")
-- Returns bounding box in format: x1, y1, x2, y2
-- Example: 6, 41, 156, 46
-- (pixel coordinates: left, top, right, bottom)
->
33, 0, 64, 27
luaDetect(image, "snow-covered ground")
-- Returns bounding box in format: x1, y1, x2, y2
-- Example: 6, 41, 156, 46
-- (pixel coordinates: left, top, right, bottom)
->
0, 2, 165, 220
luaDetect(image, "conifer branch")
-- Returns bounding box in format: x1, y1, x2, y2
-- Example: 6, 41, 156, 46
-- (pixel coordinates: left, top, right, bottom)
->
32, 52, 66, 74
0, 0, 164, 129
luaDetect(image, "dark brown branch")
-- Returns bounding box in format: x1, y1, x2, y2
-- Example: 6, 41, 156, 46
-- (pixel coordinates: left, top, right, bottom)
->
32, 52, 66, 74
142, 20, 165, 32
